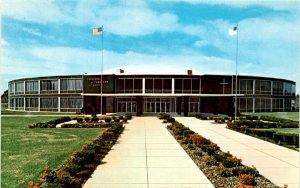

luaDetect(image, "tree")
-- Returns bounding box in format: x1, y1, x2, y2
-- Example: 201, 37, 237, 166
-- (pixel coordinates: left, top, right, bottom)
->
1, 90, 8, 103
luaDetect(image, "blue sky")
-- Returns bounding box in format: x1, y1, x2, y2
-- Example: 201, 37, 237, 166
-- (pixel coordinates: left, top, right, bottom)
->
1, 0, 300, 94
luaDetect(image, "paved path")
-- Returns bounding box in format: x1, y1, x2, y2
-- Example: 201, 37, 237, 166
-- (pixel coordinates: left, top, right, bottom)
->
176, 117, 299, 188
84, 117, 213, 188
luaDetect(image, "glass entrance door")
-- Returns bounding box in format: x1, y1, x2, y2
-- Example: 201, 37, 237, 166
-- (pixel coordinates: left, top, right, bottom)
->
144, 97, 175, 113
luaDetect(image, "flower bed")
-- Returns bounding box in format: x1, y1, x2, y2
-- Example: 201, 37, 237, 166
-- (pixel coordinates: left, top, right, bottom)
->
61, 122, 123, 128
162, 116, 279, 188
28, 122, 125, 187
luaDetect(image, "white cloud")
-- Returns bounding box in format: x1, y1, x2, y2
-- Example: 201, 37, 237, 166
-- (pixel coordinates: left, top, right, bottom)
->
2, 0, 73, 24
163, 0, 299, 11
22, 27, 42, 36
1, 39, 9, 46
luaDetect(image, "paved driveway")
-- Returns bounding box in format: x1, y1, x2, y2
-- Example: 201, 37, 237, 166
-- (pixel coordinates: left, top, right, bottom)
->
176, 117, 299, 188
84, 117, 213, 188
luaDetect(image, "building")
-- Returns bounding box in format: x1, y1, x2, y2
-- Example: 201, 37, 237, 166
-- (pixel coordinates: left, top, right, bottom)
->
7, 74, 296, 116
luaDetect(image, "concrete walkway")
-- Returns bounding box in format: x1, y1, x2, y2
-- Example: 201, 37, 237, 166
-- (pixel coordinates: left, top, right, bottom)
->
84, 117, 213, 188
176, 117, 299, 188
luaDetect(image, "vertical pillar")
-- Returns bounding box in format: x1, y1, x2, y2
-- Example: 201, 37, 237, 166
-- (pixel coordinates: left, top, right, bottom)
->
253, 80, 255, 95
271, 81, 273, 95
23, 81, 26, 94
270, 98, 272, 112
172, 78, 175, 94
58, 79, 60, 94
142, 78, 145, 94
253, 98, 255, 113
38, 80, 40, 94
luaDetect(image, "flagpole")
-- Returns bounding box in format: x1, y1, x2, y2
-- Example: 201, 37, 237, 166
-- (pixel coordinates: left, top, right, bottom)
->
235, 24, 239, 121
101, 25, 103, 115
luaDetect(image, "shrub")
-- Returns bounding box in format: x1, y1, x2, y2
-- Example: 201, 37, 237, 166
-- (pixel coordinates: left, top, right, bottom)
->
167, 117, 175, 123
76, 118, 83, 123
232, 166, 258, 176
91, 116, 99, 123
222, 157, 241, 168
65, 164, 82, 175
125, 113, 132, 120
84, 117, 90, 123
238, 174, 255, 185
190, 133, 210, 147
114, 118, 120, 123
213, 153, 227, 162
193, 149, 204, 157
112, 116, 116, 120
105, 117, 112, 123
119, 116, 124, 120
188, 144, 196, 150
123, 118, 128, 123
201, 144, 218, 155
159, 113, 170, 120
203, 155, 217, 166
183, 129, 194, 137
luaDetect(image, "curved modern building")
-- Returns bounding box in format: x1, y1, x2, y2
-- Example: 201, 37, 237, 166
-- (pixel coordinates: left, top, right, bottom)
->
8, 73, 296, 116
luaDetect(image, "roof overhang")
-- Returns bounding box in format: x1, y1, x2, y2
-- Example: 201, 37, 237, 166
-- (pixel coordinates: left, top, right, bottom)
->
81, 93, 245, 97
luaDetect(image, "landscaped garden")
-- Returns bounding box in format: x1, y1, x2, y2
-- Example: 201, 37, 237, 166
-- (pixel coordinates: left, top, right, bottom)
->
1, 114, 129, 188
159, 113, 279, 188
226, 115, 299, 150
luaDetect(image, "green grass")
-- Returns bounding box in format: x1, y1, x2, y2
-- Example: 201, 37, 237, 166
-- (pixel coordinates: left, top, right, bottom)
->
244, 112, 299, 121
1, 116, 104, 188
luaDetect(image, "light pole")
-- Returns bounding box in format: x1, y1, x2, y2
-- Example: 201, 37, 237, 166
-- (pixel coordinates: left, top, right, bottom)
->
235, 24, 238, 121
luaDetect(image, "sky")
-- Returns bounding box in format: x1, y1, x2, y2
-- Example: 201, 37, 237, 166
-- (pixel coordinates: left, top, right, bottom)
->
1, 0, 300, 94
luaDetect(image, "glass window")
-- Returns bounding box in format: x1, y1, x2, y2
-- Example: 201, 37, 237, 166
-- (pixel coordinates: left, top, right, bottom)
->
40, 80, 58, 91
25, 81, 38, 92
15, 82, 24, 93
175, 79, 182, 93
145, 79, 153, 93
75, 80, 82, 90
134, 79, 142, 93
61, 80, 68, 90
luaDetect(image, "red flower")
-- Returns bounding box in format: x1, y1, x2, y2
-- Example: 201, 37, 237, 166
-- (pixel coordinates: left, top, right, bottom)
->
28, 181, 34, 187
43, 166, 49, 171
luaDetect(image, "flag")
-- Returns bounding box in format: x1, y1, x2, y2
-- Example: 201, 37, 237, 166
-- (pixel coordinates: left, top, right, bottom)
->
229, 26, 237, 36
93, 27, 103, 35
120, 69, 124, 73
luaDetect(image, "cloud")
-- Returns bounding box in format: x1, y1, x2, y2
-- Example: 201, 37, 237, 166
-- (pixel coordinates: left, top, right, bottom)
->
22, 27, 42, 36
1, 39, 10, 46
162, 0, 299, 11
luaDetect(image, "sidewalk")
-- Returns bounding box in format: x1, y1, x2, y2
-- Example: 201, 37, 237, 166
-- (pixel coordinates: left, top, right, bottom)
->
176, 117, 299, 188
83, 117, 213, 188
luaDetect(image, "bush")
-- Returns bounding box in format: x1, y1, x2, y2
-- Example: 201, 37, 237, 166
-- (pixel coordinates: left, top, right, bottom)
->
222, 157, 241, 168
193, 149, 204, 157
232, 166, 259, 176
167, 117, 175, 123
125, 113, 132, 120
201, 144, 219, 155
158, 113, 170, 120
105, 117, 112, 123
114, 118, 120, 123
190, 133, 210, 147
238, 174, 255, 185
119, 116, 124, 120
76, 118, 83, 123
84, 117, 91, 123
91, 116, 99, 123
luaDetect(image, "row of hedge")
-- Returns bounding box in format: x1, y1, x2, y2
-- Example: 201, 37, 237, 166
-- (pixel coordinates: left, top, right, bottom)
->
227, 121, 299, 148
28, 122, 125, 187
161, 115, 278, 188
28, 116, 72, 128
61, 122, 123, 129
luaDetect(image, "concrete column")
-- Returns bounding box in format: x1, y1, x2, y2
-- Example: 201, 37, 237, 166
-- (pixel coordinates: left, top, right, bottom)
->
253, 80, 255, 94
172, 78, 175, 94
23, 81, 26, 94
253, 98, 255, 113
270, 98, 272, 112
271, 81, 273, 95
142, 78, 145, 94
58, 79, 60, 94
38, 80, 40, 94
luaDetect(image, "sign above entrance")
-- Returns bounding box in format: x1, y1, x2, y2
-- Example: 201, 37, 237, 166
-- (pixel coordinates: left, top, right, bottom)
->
83, 75, 114, 93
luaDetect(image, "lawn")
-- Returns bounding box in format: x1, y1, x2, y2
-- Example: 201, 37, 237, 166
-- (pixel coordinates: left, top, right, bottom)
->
244, 112, 299, 121
253, 128, 299, 135
1, 116, 104, 188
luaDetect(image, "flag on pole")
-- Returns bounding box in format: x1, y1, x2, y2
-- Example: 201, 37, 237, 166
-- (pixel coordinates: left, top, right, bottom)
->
93, 27, 103, 35
120, 69, 124, 73
229, 26, 237, 36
